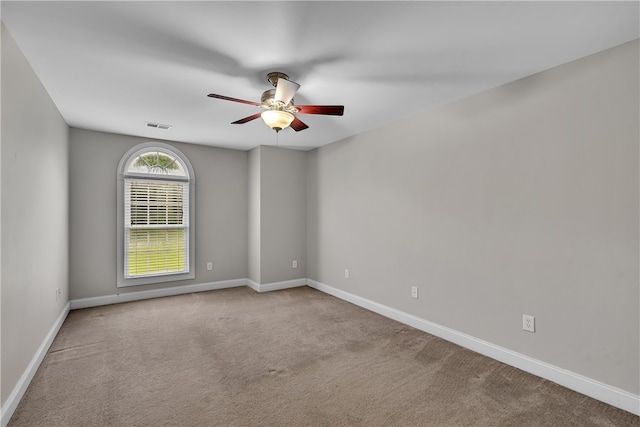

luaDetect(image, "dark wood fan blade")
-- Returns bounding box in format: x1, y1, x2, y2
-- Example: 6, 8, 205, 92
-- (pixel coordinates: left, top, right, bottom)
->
208, 93, 261, 106
296, 105, 344, 116
231, 113, 263, 124
290, 117, 309, 132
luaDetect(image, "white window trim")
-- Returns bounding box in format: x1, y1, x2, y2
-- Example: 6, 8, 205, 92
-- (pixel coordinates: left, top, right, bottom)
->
117, 142, 196, 287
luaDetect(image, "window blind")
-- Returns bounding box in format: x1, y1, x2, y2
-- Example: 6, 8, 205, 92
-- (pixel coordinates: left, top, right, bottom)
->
124, 179, 189, 278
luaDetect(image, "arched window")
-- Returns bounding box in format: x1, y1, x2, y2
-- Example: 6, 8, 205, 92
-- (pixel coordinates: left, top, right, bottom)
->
117, 142, 195, 287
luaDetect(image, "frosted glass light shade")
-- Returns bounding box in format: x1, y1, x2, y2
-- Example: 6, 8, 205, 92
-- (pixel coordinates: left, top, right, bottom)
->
261, 110, 295, 131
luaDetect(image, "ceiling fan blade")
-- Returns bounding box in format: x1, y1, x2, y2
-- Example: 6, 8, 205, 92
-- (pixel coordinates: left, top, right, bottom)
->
296, 105, 344, 116
290, 117, 309, 132
231, 113, 263, 124
208, 93, 261, 106
274, 78, 300, 105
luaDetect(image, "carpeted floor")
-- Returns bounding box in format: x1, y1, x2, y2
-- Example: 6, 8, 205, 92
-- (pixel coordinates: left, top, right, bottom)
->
9, 286, 639, 426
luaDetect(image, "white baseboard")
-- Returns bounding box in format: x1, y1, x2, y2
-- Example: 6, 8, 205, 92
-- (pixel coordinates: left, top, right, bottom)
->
70, 277, 307, 310
70, 278, 247, 310
1, 303, 70, 427
307, 279, 640, 416
247, 278, 307, 293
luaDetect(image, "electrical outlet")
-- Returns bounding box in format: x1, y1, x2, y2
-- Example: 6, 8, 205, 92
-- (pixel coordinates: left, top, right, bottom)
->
344, 269, 350, 279
411, 286, 419, 299
523, 314, 535, 332
56, 288, 61, 301
206, 262, 213, 271
292, 260, 298, 269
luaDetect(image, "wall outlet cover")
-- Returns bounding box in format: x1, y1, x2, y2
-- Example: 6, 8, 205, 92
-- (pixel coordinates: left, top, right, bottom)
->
523, 314, 535, 332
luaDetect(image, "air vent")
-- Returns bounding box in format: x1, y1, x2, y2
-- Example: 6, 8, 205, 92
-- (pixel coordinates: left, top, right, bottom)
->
145, 121, 172, 130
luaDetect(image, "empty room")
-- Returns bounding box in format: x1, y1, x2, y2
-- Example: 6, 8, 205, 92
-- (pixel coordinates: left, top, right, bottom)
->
1, 1, 639, 426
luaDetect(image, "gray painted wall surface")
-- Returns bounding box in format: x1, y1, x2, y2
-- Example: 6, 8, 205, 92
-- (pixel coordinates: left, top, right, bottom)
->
248, 147, 261, 283
259, 146, 307, 284
248, 146, 307, 284
69, 128, 248, 299
1, 24, 70, 406
307, 40, 639, 394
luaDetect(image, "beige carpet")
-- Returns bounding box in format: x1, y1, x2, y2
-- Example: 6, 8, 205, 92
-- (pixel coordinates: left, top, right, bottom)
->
9, 286, 639, 426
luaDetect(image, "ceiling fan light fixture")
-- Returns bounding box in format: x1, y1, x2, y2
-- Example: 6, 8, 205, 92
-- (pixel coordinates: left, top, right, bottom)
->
261, 110, 294, 132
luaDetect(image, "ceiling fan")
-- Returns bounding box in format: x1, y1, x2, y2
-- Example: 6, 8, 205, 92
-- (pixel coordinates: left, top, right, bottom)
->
207, 72, 344, 133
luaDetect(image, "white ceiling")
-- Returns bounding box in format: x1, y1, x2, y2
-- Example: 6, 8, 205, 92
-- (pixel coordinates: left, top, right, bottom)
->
2, 1, 638, 151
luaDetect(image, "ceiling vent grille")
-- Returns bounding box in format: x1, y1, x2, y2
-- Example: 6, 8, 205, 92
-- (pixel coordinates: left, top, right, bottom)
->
145, 121, 172, 130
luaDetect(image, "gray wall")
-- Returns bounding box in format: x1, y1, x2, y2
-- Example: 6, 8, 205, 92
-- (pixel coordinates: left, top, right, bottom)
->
247, 145, 307, 284
1, 23, 70, 406
248, 147, 261, 283
69, 128, 248, 299
259, 146, 307, 284
307, 40, 639, 394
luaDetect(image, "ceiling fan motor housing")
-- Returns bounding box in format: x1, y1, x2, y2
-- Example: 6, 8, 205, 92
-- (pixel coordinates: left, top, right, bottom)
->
261, 89, 295, 111
266, 71, 289, 87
